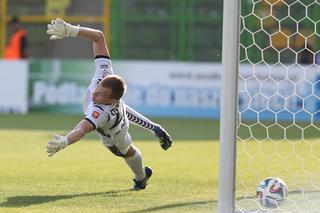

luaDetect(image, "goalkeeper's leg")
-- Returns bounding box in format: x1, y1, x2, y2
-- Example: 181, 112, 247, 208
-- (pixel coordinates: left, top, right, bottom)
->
101, 133, 152, 190
124, 145, 153, 190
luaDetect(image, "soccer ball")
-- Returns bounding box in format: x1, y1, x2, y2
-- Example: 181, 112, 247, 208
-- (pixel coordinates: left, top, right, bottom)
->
256, 177, 288, 208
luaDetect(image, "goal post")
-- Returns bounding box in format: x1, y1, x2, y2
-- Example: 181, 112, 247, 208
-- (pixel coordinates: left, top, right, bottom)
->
218, 0, 241, 212
219, 0, 320, 212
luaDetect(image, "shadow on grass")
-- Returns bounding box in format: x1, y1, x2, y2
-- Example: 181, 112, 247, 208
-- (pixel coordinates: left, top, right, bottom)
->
0, 189, 132, 207
124, 199, 216, 213
235, 189, 320, 203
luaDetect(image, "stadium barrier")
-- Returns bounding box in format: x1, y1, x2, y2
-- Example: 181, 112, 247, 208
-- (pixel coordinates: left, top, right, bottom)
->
28, 60, 221, 117
0, 60, 28, 114
239, 64, 320, 121
2, 59, 319, 120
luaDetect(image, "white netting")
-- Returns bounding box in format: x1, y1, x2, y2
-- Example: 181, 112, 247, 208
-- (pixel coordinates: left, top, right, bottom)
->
237, 0, 320, 212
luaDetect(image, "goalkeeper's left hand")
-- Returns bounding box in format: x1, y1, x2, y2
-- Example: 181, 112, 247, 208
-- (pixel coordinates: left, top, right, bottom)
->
154, 126, 173, 151
47, 135, 69, 157
46, 18, 79, 40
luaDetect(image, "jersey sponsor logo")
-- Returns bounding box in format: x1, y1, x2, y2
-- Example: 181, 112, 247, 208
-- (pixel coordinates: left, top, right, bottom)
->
92, 111, 100, 119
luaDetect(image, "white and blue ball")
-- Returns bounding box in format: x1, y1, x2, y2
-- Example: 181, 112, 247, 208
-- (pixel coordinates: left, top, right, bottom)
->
256, 177, 288, 208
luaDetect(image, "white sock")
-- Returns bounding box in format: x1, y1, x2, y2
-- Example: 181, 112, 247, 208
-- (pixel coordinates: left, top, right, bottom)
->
124, 148, 146, 181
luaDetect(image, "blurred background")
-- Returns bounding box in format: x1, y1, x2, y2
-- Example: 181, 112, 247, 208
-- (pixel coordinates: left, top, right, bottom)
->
0, 0, 319, 138
0, 0, 223, 140
0, 0, 319, 137
0, 0, 222, 60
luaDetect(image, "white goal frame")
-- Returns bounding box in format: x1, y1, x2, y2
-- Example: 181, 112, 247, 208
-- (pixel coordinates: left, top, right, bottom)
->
218, 0, 240, 212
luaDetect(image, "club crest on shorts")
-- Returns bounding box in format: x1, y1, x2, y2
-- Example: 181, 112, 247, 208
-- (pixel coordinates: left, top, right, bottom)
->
92, 111, 100, 119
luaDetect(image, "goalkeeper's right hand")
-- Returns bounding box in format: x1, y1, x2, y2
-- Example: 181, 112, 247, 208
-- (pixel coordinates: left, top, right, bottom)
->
46, 18, 79, 40
47, 135, 69, 157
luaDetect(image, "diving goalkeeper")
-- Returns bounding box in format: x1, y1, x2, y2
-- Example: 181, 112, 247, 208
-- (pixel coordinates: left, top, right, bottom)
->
46, 18, 172, 190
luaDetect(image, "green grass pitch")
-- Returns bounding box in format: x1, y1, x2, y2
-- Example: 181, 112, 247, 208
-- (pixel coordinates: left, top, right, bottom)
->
0, 113, 218, 213
1, 113, 319, 212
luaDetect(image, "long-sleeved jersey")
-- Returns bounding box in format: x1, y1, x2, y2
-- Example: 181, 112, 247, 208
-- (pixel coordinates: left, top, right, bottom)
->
84, 56, 129, 139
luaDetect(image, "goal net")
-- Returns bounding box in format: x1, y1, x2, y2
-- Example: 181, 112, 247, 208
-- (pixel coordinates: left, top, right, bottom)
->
236, 0, 320, 212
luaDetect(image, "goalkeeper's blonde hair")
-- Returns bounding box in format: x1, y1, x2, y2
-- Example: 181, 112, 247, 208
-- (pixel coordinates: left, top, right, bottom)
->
101, 75, 126, 100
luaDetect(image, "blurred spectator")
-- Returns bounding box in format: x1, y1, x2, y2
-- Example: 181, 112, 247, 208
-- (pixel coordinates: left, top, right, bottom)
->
4, 16, 28, 59
297, 40, 314, 65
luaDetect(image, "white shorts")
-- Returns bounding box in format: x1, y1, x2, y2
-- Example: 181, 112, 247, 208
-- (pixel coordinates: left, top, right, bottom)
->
100, 128, 132, 156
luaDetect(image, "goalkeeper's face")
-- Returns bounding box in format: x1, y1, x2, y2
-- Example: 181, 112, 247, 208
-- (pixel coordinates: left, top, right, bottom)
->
92, 84, 115, 105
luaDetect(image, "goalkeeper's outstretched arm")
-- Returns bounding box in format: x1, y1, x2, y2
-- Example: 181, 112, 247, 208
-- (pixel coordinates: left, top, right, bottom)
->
78, 27, 109, 57
46, 18, 109, 57
47, 119, 94, 157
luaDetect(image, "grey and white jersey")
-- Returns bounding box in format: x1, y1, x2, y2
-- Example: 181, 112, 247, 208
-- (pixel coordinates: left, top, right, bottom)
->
84, 56, 129, 138
85, 100, 129, 138
83, 56, 113, 115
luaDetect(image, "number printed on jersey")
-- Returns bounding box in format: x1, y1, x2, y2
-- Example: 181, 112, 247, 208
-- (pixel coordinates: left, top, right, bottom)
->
100, 65, 108, 69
